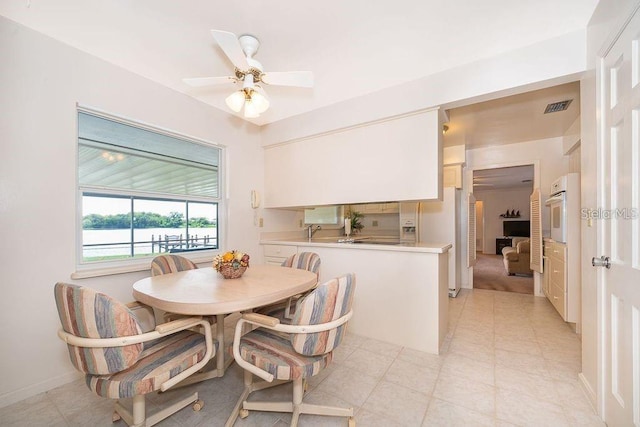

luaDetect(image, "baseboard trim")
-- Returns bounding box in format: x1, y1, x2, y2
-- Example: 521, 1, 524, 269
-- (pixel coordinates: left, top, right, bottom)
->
578, 372, 599, 414
0, 371, 82, 409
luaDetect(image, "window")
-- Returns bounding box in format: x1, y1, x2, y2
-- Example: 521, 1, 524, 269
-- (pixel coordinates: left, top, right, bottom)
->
77, 109, 222, 266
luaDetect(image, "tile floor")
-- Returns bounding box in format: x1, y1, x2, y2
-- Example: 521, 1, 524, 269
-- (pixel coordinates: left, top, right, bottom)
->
0, 289, 605, 426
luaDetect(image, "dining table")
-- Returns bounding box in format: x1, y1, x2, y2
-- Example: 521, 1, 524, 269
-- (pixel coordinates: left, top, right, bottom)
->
132, 264, 318, 382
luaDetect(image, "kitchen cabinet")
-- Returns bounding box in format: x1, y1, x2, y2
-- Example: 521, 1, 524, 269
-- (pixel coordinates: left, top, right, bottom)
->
263, 108, 442, 208
350, 202, 399, 214
544, 240, 578, 322
262, 244, 297, 266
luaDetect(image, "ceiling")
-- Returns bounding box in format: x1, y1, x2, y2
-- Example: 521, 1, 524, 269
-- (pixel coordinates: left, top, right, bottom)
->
444, 82, 581, 149
1, 0, 598, 127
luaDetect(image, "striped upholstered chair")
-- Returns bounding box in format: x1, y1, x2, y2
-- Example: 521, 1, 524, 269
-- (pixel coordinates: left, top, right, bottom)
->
54, 282, 216, 427
227, 273, 356, 427
150, 254, 198, 276
150, 254, 220, 324
255, 252, 321, 322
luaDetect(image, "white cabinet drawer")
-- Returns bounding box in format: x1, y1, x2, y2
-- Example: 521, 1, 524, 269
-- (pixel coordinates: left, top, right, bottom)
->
263, 245, 297, 258
550, 283, 566, 319
549, 257, 565, 288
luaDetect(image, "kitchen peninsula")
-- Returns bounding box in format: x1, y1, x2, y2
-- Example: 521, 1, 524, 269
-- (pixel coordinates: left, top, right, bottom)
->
261, 238, 452, 354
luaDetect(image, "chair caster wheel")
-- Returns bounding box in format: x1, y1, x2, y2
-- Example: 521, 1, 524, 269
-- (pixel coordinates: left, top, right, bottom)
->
112, 411, 121, 423
193, 399, 204, 411
348, 417, 356, 427
239, 408, 249, 419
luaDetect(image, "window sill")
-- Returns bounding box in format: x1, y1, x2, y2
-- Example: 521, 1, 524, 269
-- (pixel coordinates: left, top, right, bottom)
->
71, 252, 216, 279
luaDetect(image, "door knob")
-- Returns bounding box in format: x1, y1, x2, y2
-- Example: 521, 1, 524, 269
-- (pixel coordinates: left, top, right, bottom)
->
592, 256, 611, 269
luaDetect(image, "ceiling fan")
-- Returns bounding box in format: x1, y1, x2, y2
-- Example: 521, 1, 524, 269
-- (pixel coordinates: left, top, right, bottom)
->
183, 30, 314, 118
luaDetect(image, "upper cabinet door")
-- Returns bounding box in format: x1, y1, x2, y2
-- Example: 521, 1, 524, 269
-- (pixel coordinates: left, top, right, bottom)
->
264, 108, 443, 208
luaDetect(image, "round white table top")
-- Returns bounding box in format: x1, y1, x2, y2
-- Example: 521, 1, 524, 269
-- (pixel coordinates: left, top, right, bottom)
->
132, 264, 318, 315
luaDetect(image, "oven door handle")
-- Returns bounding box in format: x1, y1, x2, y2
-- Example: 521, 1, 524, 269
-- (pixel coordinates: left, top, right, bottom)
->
545, 194, 565, 206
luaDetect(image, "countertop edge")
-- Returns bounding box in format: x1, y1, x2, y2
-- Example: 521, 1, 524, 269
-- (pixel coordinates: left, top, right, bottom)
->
260, 239, 452, 253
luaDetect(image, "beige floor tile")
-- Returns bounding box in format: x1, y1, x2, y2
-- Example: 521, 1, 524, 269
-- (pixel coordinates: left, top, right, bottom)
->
0, 394, 68, 427
495, 365, 560, 404
494, 335, 542, 356
354, 408, 405, 427
433, 371, 496, 417
383, 358, 440, 395
496, 387, 569, 427
423, 398, 496, 427
342, 348, 396, 379
441, 353, 495, 386
313, 365, 379, 407
396, 347, 444, 371
361, 380, 430, 426
495, 348, 549, 378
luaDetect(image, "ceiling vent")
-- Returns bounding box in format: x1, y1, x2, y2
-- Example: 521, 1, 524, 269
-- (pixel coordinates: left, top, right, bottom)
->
544, 99, 573, 114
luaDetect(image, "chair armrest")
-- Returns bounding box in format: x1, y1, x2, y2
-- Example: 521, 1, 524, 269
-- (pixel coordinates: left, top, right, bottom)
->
242, 312, 280, 327
232, 310, 353, 383
58, 316, 209, 348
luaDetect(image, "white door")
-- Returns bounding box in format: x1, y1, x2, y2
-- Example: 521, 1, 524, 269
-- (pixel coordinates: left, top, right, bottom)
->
597, 8, 640, 425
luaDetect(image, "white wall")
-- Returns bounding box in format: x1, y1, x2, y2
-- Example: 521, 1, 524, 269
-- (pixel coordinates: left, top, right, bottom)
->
0, 17, 263, 407
474, 187, 533, 254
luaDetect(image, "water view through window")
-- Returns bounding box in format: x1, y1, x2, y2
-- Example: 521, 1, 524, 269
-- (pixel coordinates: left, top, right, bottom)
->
82, 194, 218, 261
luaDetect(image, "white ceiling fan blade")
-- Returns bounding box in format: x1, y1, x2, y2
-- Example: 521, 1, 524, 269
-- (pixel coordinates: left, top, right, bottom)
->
261, 71, 314, 88
211, 30, 250, 70
183, 76, 237, 87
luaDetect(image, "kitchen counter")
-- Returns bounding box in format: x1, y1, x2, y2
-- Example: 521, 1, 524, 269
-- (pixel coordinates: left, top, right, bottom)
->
260, 237, 451, 354
260, 238, 452, 253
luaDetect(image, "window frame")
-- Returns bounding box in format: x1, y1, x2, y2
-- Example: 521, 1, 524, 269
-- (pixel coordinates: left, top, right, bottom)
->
74, 106, 225, 278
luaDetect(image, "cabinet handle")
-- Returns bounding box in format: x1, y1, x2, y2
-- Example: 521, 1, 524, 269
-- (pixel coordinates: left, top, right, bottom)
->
553, 270, 559, 273
553, 250, 559, 254
554, 296, 558, 300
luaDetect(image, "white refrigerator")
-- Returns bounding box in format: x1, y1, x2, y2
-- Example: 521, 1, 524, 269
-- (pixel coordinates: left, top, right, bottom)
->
418, 187, 462, 297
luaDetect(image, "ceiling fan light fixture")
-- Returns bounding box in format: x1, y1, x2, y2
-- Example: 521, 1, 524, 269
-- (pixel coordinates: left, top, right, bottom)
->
250, 86, 269, 114
243, 99, 260, 118
225, 90, 246, 112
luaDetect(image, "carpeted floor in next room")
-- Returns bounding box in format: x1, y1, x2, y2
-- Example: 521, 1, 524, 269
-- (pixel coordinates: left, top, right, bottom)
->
473, 253, 533, 294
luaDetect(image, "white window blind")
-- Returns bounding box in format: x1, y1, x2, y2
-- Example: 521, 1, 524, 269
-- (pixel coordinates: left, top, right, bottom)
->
78, 112, 219, 198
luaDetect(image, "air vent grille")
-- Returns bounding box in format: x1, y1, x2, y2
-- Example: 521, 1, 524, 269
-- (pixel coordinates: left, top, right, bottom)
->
544, 99, 573, 114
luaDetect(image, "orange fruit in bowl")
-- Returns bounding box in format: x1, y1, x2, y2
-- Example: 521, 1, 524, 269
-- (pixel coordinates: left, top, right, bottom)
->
222, 252, 234, 262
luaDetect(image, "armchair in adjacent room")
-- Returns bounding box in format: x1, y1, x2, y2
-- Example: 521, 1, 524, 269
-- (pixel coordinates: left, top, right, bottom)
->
227, 273, 356, 427
54, 282, 216, 427
502, 239, 532, 275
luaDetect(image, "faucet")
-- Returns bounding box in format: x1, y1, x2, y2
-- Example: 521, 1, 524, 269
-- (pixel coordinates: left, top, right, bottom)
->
307, 224, 321, 239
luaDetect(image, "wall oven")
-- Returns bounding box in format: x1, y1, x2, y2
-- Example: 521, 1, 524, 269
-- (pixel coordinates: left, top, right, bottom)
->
545, 175, 568, 243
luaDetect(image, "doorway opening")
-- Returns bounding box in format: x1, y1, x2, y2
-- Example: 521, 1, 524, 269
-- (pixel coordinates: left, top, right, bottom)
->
472, 165, 534, 294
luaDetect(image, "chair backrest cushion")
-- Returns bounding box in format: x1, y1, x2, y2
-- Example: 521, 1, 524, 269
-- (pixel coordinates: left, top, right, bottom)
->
291, 273, 355, 356
281, 252, 321, 277
54, 282, 143, 375
151, 255, 198, 276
